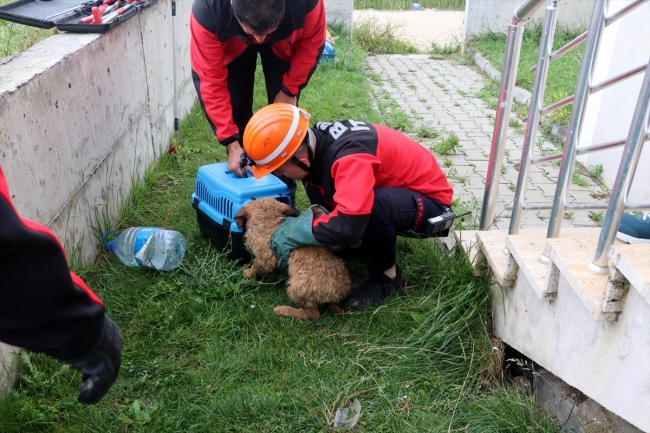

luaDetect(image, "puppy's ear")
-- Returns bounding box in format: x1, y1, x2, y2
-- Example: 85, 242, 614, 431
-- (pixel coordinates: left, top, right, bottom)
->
283, 204, 298, 217
234, 208, 248, 229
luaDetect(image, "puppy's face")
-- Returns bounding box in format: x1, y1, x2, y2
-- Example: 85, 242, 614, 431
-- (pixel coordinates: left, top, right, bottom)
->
234, 197, 297, 229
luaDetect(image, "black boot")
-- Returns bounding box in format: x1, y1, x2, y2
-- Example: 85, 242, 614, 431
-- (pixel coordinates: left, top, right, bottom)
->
344, 265, 403, 310
70, 315, 123, 404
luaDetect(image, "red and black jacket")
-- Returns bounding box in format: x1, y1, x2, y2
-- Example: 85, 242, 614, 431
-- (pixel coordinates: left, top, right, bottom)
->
190, 0, 326, 146
307, 121, 454, 246
0, 166, 105, 362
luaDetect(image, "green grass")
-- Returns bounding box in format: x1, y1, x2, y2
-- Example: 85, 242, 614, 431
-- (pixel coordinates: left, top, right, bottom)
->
0, 20, 57, 59
354, 0, 465, 10
0, 24, 557, 433
468, 24, 585, 126
434, 133, 460, 155
353, 18, 419, 55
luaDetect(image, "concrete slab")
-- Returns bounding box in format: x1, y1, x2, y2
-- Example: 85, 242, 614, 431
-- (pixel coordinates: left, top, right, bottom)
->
504, 230, 553, 300
475, 230, 514, 286
545, 230, 617, 321
0, 343, 20, 396
608, 244, 650, 305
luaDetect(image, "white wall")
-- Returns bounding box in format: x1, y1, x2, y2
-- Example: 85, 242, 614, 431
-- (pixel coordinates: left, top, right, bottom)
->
578, 0, 650, 204
493, 269, 650, 432
324, 0, 353, 33
0, 0, 195, 265
464, 0, 593, 40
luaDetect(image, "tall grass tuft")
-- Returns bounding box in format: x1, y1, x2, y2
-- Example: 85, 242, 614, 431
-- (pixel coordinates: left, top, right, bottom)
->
354, 0, 465, 10
353, 18, 419, 55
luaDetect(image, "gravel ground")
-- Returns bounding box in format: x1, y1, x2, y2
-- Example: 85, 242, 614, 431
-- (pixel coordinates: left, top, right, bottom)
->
353, 9, 465, 52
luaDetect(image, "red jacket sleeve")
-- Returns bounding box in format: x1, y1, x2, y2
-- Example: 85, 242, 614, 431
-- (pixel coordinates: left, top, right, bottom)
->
190, 13, 240, 145
281, 0, 326, 96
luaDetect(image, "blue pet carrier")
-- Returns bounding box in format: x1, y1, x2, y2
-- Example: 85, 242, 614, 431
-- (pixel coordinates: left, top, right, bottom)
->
191, 162, 291, 261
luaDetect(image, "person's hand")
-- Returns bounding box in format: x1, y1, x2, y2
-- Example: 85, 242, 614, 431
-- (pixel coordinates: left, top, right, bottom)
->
226, 142, 246, 177
71, 315, 123, 405
270, 205, 326, 269
350, 241, 362, 249
274, 90, 297, 106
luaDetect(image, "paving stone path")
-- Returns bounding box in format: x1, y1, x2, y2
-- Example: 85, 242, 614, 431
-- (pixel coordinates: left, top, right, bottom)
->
365, 54, 609, 231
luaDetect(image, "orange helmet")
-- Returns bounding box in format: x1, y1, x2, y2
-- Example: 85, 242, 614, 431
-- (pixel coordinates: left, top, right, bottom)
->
243, 103, 311, 179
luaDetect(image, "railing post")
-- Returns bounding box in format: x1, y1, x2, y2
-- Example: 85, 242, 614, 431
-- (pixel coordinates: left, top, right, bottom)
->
479, 0, 548, 231
510, 0, 558, 235
479, 24, 525, 230
589, 60, 650, 275
542, 0, 609, 260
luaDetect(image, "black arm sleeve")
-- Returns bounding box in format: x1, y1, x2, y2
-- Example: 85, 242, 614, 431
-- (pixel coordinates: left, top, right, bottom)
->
0, 167, 105, 362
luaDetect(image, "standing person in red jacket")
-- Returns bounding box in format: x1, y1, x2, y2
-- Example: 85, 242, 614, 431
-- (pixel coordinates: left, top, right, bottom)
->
190, 0, 326, 209
0, 166, 123, 404
241, 104, 455, 309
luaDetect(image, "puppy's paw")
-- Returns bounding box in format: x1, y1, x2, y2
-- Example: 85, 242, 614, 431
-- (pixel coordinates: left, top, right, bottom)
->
274, 306, 294, 317
328, 303, 345, 315
243, 268, 256, 279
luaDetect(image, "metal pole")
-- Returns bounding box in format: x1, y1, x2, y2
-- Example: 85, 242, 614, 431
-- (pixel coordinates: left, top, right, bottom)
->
479, 22, 525, 230
589, 60, 650, 274
514, 0, 549, 22
172, 0, 179, 138
510, 0, 558, 235
544, 0, 609, 244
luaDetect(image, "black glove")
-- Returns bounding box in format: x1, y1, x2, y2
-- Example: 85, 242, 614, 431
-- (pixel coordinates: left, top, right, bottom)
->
70, 315, 123, 404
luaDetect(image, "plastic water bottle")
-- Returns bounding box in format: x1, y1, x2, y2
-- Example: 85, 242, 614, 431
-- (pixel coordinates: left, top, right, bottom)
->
102, 228, 187, 271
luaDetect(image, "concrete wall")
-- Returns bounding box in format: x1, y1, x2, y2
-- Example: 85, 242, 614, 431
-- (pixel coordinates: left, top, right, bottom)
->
493, 270, 650, 432
578, 0, 650, 204
0, 0, 195, 265
464, 0, 593, 40
0, 0, 195, 392
324, 0, 353, 33
0, 343, 20, 396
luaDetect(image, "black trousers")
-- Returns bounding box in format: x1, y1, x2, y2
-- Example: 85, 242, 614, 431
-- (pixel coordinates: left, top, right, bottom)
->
306, 186, 449, 279
227, 43, 297, 205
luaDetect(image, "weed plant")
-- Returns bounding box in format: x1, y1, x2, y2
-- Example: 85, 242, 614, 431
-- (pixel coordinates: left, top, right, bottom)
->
354, 0, 465, 10
353, 18, 419, 55
434, 133, 460, 155
0, 24, 557, 433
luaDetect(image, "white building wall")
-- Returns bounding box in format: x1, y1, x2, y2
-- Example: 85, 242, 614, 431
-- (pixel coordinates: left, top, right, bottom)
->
324, 0, 353, 33
464, 0, 593, 40
578, 0, 650, 204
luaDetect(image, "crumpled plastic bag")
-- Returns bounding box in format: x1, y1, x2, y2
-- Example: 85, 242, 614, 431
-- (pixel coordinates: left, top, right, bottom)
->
333, 398, 362, 430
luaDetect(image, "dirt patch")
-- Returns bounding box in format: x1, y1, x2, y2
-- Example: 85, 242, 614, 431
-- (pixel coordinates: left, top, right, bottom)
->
353, 9, 465, 52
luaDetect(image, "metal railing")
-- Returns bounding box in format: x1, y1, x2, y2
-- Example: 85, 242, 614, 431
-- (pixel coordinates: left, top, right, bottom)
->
479, 0, 650, 275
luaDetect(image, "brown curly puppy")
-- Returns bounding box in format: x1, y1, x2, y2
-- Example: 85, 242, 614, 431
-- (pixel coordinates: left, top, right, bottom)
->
234, 198, 351, 320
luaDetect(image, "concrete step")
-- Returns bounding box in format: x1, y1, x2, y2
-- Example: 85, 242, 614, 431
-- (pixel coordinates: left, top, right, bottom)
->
475, 230, 516, 286
608, 244, 650, 305
473, 228, 638, 322
504, 229, 552, 299
545, 230, 626, 321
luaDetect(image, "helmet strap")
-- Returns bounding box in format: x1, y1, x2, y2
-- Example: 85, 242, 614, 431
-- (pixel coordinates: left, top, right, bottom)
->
289, 128, 315, 174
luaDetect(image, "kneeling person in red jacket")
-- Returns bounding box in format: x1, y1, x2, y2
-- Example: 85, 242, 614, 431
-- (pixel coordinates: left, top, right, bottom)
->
241, 104, 454, 309
0, 166, 122, 404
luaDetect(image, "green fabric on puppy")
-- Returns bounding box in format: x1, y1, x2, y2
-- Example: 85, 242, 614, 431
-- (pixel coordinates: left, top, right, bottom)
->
270, 205, 328, 270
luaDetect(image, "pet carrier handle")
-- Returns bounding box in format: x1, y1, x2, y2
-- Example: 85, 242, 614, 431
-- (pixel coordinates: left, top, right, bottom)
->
239, 151, 256, 178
